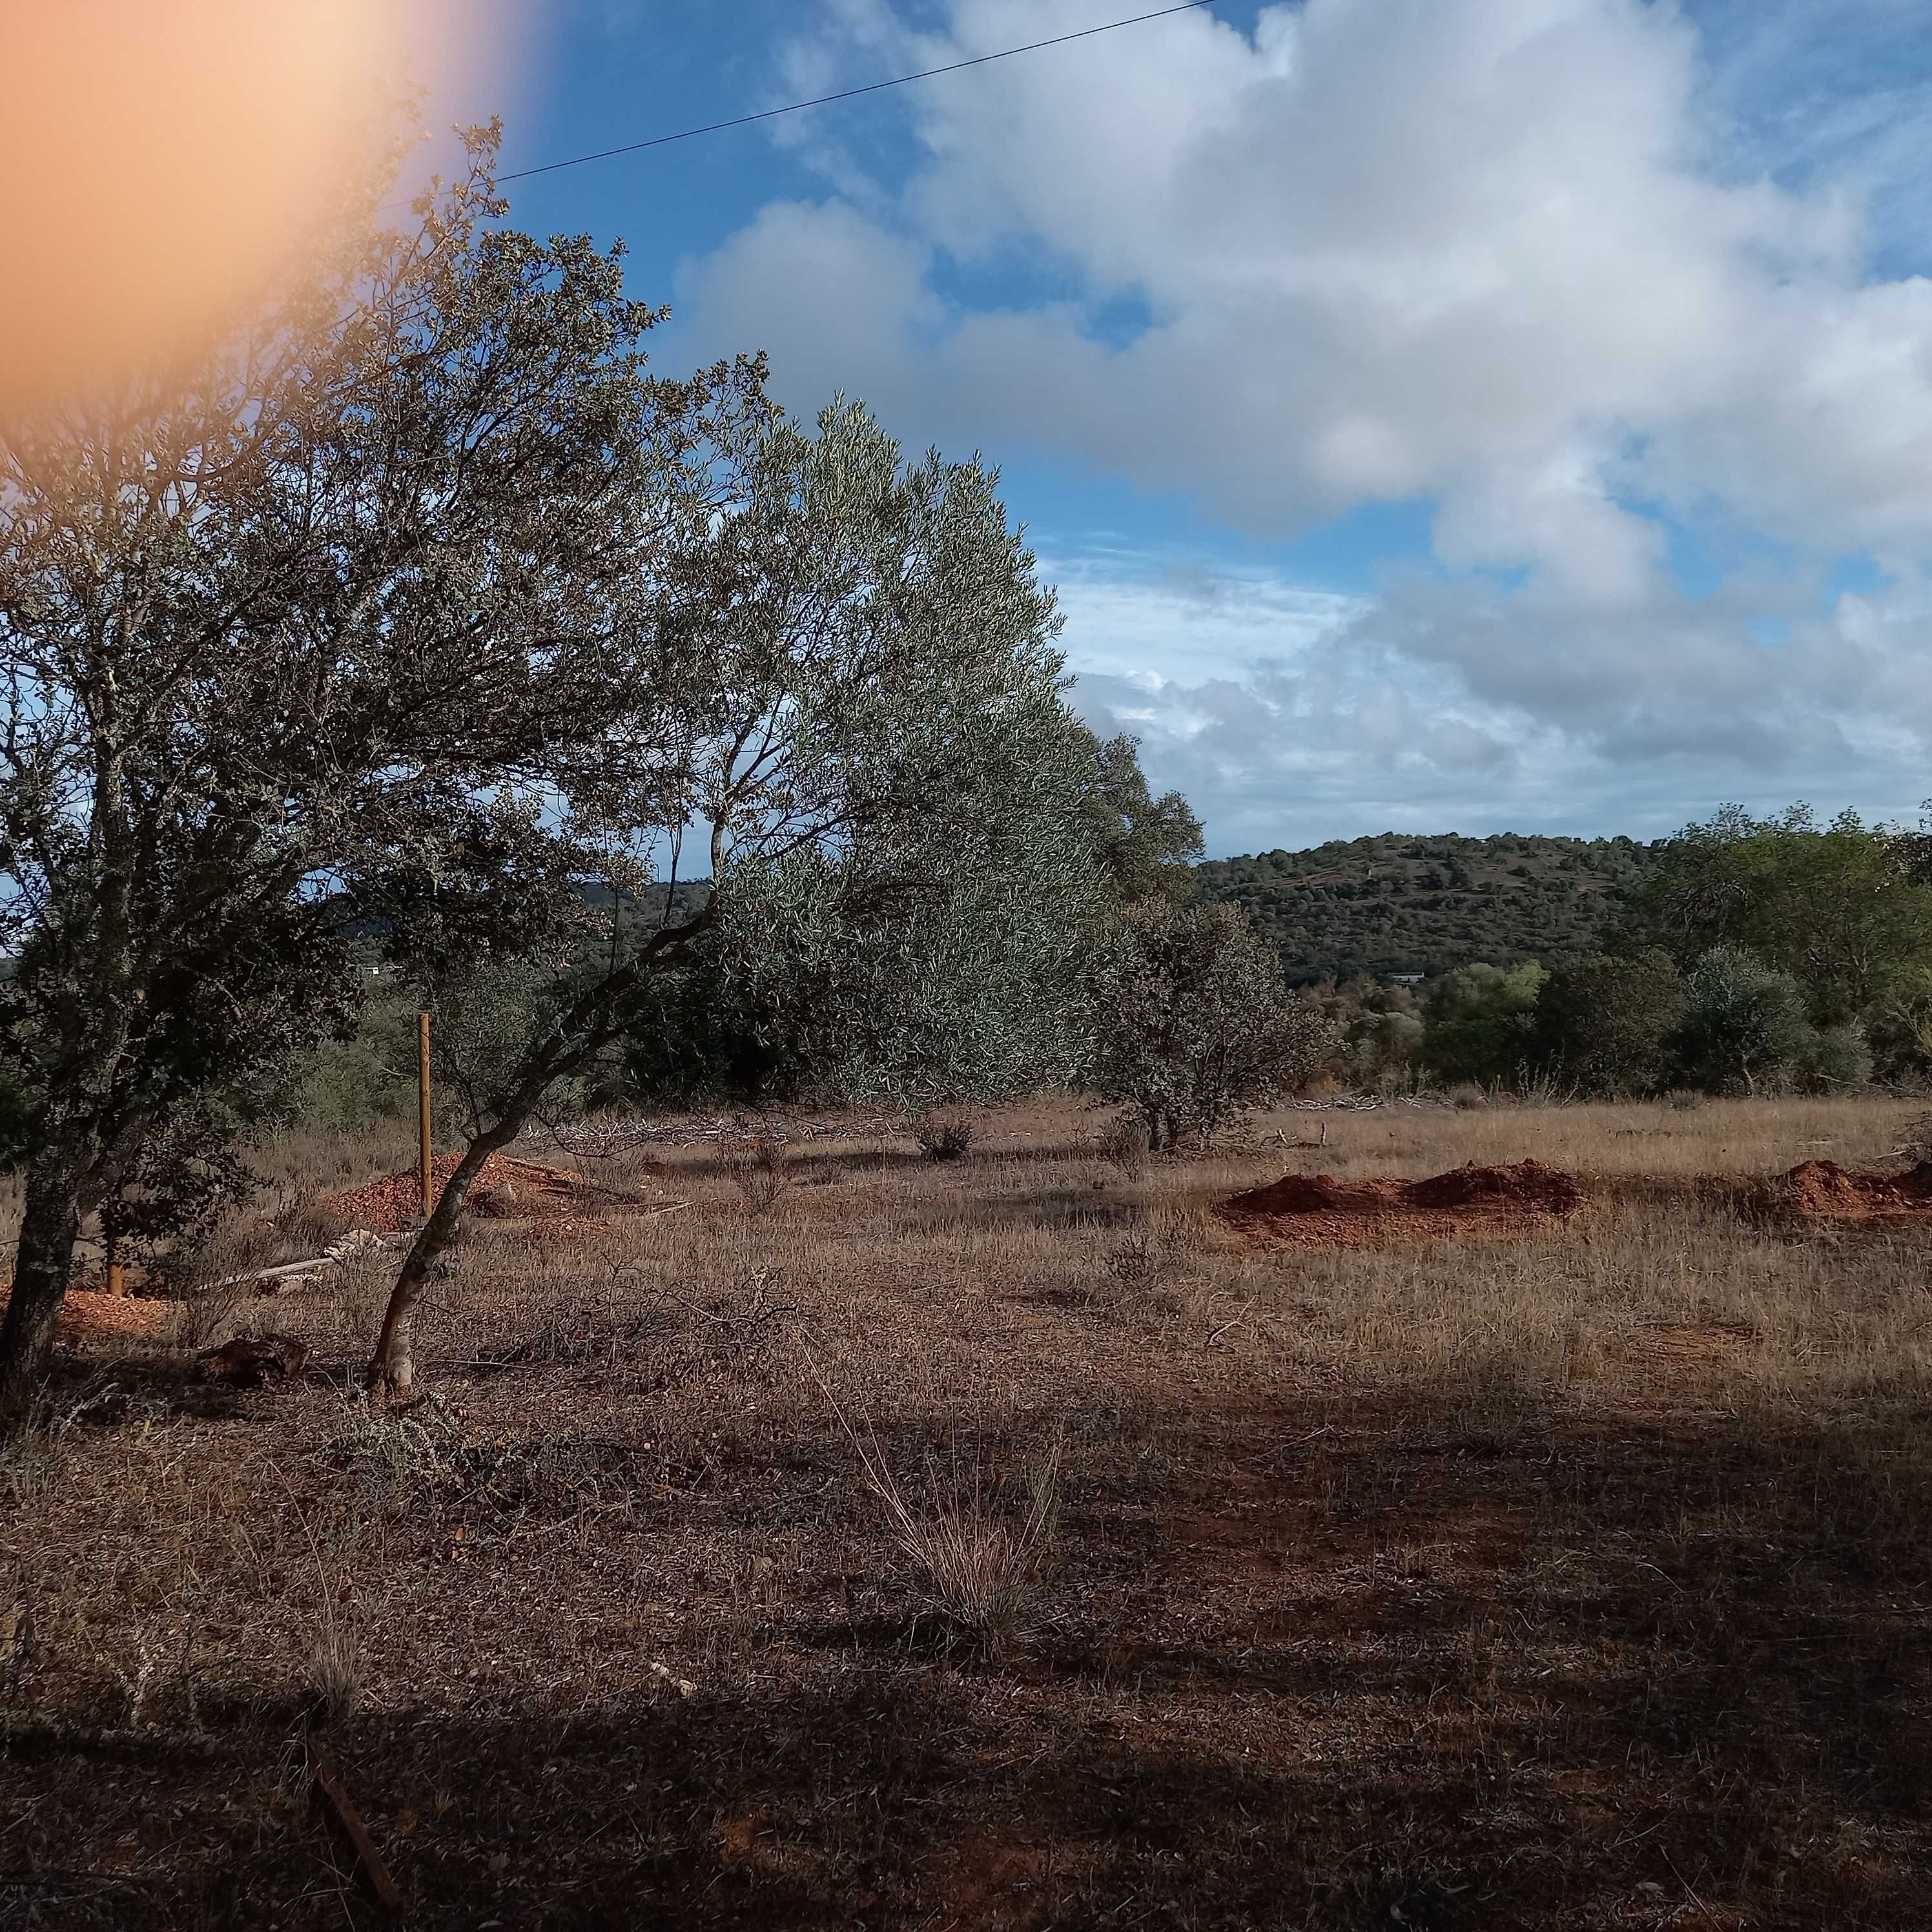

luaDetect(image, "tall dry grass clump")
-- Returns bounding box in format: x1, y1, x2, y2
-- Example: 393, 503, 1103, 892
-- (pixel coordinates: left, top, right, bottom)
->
834, 1399, 1064, 1655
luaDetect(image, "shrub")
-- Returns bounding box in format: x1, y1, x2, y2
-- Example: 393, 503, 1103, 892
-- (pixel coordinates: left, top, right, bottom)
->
1346, 1008, 1426, 1089
1102, 1228, 1175, 1289
1087, 902, 1339, 1151
1094, 1112, 1152, 1177
848, 1426, 1064, 1657
1796, 1023, 1874, 1093
914, 1113, 977, 1162
1421, 962, 1546, 1087
1669, 947, 1817, 1096
1530, 950, 1685, 1096
725, 1132, 795, 1217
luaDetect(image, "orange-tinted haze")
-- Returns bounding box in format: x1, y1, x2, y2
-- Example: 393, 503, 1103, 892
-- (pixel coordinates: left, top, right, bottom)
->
0, 1, 502, 412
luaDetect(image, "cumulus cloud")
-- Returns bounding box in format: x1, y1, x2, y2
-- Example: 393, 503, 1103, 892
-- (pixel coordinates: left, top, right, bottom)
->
661, 0, 1932, 841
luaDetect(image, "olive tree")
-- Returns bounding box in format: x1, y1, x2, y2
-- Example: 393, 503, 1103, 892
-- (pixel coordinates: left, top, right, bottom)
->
1087, 900, 1339, 1151
1528, 950, 1685, 1096
1667, 947, 1818, 1096
360, 399, 1105, 1397
614, 731, 1193, 1112
0, 122, 759, 1437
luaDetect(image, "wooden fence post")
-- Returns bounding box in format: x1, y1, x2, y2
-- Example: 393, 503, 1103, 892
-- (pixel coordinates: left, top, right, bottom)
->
418, 1012, 433, 1225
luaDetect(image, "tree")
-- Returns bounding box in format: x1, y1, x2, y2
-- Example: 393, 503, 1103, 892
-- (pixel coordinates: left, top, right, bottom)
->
1529, 950, 1685, 1096
613, 734, 1193, 1112
1087, 901, 1338, 1151
1347, 1007, 1426, 1091
1667, 947, 1817, 1096
1420, 961, 1546, 1088
1794, 1023, 1874, 1094
1620, 804, 1932, 1026
359, 397, 1105, 1396
0, 121, 759, 1436
1076, 729, 1204, 906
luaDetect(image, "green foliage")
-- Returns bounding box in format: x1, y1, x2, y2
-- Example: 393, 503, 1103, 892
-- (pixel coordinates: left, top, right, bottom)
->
615, 735, 1158, 1115
1620, 804, 1932, 1027
289, 980, 423, 1136
1530, 951, 1686, 1097
1087, 901, 1339, 1149
0, 115, 771, 1426
1421, 961, 1547, 1087
1796, 1024, 1875, 1094
1198, 832, 1655, 984
1348, 1008, 1426, 1090
1076, 730, 1204, 907
1667, 948, 1818, 1097
364, 390, 1109, 1169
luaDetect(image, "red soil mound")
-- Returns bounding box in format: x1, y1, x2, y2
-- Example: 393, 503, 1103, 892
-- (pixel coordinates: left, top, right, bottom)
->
1406, 1159, 1584, 1214
1222, 1172, 1413, 1217
1760, 1158, 1932, 1220
1220, 1158, 1585, 1251
322, 1153, 613, 1234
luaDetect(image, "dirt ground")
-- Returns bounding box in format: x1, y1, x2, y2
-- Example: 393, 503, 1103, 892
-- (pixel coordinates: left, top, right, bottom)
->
2, 1092, 1929, 1929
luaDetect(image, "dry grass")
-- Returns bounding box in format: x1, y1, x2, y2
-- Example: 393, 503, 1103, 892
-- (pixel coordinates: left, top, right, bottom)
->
1, 1093, 1929, 1927
833, 1392, 1064, 1658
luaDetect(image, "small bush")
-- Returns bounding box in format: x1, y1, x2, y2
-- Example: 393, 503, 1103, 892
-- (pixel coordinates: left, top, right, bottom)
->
725, 1132, 795, 1217
1102, 1228, 1174, 1290
1088, 902, 1339, 1149
1796, 1023, 1874, 1094
1094, 1113, 1151, 1177
915, 1113, 976, 1162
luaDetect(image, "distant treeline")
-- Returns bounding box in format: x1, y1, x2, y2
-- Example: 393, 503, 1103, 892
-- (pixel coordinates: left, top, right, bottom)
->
1197, 832, 1659, 985
1286, 807, 1932, 1096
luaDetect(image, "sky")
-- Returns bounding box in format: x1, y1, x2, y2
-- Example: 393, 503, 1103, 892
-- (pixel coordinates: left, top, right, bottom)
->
442, 0, 1932, 857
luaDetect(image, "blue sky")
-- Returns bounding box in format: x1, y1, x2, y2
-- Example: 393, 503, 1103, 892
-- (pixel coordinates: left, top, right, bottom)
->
447, 1, 1932, 856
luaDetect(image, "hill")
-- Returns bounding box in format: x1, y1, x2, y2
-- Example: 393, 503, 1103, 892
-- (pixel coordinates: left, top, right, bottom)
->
1197, 832, 1660, 985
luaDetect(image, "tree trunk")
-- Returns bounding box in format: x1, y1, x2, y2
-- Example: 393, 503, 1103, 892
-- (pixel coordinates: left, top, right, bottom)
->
0, 1161, 86, 1443
364, 1130, 508, 1401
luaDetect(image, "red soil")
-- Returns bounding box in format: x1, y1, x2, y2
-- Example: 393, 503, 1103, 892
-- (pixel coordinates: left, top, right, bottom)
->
0, 1286, 168, 1341
1220, 1158, 1585, 1250
1760, 1158, 1932, 1220
1223, 1153, 1932, 1250
322, 1152, 615, 1235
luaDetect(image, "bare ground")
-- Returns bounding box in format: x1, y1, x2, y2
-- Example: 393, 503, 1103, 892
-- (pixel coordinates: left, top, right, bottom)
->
1, 1093, 1929, 1929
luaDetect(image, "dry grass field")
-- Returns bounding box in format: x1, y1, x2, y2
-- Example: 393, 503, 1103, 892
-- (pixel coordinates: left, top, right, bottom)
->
3, 1093, 1929, 1929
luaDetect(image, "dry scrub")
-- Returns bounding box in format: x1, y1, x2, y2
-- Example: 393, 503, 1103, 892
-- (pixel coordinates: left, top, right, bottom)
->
1, 1094, 1928, 1927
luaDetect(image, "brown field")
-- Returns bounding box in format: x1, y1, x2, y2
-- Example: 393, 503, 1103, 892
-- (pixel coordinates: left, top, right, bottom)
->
2, 1093, 1930, 1929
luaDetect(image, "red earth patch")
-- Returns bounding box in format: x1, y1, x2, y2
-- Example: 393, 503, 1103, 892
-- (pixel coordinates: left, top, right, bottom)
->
1218, 1158, 1585, 1250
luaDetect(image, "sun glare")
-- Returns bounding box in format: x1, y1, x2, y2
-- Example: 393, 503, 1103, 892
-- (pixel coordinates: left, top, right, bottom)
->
0, 0, 493, 410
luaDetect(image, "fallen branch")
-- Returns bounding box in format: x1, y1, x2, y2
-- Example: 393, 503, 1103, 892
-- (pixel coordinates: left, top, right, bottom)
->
308, 1742, 404, 1917
201, 1233, 412, 1295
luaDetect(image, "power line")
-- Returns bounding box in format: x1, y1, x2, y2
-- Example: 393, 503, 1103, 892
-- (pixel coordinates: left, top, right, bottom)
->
496, 1, 1218, 187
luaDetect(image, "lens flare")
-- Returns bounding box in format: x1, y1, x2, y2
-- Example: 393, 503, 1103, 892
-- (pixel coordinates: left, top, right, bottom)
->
0, 1, 498, 411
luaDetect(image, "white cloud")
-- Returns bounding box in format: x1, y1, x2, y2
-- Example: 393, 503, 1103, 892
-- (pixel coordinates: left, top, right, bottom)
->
1053, 547, 1932, 848
661, 0, 1932, 843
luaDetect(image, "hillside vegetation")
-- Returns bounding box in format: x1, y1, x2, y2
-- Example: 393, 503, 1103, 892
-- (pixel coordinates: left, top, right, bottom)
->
1198, 831, 1659, 983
